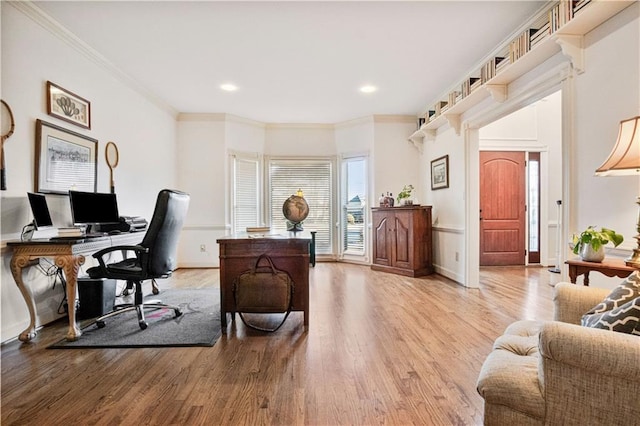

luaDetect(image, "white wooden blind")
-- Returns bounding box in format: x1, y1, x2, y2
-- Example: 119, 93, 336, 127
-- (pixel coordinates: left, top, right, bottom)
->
233, 156, 259, 233
268, 159, 333, 253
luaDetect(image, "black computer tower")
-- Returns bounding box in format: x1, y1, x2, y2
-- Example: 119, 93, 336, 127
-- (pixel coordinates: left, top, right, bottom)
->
76, 277, 117, 320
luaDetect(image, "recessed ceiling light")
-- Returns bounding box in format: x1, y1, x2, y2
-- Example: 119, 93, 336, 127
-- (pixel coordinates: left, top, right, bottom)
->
220, 83, 238, 92
360, 85, 377, 93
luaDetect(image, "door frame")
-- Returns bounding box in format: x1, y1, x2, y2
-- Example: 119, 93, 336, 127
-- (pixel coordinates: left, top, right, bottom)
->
462, 62, 572, 288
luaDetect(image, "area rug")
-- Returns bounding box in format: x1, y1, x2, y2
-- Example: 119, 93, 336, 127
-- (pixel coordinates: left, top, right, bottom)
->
49, 288, 221, 349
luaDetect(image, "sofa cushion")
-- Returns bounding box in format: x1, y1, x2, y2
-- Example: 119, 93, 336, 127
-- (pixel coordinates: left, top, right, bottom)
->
583, 271, 640, 316
581, 296, 640, 335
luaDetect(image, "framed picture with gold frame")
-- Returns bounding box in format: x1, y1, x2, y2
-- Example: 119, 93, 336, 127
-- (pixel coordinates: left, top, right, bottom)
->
35, 119, 97, 194
46, 81, 91, 129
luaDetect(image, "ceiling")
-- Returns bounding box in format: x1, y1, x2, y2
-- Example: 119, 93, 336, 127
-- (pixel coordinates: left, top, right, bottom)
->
34, 1, 547, 124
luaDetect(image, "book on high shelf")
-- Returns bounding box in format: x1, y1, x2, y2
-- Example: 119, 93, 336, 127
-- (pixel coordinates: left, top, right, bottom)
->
462, 77, 480, 97
435, 101, 448, 116
573, 0, 591, 15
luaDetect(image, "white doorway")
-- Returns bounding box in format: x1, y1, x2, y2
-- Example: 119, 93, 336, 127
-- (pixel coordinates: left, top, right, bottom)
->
478, 90, 563, 268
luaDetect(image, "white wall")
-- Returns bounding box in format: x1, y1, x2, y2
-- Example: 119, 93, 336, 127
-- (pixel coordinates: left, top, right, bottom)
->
423, 126, 466, 283
176, 114, 227, 268
372, 117, 420, 202
571, 2, 640, 288
265, 124, 336, 156
1, 3, 178, 341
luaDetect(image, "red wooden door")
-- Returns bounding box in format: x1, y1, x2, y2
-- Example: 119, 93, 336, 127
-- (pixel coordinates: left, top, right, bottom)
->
480, 151, 526, 266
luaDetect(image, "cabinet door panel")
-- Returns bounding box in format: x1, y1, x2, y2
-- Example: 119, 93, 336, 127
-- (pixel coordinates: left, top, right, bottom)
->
393, 211, 412, 267
372, 213, 391, 266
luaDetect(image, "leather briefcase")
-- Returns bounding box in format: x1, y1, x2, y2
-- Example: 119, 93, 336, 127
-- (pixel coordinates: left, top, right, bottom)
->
233, 254, 294, 331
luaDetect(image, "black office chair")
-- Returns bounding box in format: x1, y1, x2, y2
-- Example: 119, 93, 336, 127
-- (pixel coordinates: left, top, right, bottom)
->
87, 189, 190, 330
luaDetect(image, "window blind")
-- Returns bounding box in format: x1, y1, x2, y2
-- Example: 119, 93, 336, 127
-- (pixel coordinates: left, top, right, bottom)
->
233, 157, 259, 233
268, 159, 333, 253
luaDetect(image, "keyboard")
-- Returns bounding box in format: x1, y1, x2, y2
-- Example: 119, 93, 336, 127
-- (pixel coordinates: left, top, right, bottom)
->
49, 234, 107, 241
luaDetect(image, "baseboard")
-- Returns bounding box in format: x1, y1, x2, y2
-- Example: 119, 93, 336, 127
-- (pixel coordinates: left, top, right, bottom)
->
433, 264, 467, 287
178, 262, 219, 268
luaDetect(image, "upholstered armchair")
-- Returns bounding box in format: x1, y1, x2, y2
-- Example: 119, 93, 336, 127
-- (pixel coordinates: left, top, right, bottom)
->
477, 282, 640, 425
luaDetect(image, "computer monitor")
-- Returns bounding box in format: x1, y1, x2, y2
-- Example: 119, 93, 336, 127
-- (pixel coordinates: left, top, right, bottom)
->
69, 191, 120, 229
27, 192, 54, 229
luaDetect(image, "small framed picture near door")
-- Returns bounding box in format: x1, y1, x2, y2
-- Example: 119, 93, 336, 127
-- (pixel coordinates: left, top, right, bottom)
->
431, 155, 449, 190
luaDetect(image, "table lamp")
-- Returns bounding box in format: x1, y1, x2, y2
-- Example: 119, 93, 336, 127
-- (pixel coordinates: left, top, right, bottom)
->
595, 116, 640, 267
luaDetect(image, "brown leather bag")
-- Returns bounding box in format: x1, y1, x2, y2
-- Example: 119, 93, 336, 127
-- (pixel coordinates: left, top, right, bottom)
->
233, 254, 294, 332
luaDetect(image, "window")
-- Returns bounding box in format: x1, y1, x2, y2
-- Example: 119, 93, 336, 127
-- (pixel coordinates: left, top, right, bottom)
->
528, 152, 540, 263
231, 153, 261, 233
267, 158, 334, 254
341, 156, 367, 256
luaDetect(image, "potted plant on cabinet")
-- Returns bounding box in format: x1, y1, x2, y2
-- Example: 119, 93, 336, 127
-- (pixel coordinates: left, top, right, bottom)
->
572, 226, 624, 262
396, 184, 415, 206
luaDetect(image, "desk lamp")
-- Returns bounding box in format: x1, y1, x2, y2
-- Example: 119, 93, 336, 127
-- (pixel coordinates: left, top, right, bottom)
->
595, 116, 640, 267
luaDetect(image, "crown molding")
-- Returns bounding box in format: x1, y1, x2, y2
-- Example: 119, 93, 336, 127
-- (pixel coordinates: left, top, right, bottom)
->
373, 115, 415, 124
265, 122, 334, 130
177, 113, 227, 122
9, 1, 178, 118
334, 116, 374, 129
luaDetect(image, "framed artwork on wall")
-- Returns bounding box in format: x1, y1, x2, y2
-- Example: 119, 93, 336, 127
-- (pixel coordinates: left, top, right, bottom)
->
46, 81, 91, 129
431, 155, 449, 190
35, 119, 98, 194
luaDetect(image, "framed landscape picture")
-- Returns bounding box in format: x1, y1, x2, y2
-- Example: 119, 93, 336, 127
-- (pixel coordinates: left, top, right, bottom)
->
35, 119, 98, 194
46, 81, 91, 129
431, 155, 449, 190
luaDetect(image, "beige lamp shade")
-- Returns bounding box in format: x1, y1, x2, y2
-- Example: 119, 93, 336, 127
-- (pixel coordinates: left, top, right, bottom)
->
595, 116, 640, 176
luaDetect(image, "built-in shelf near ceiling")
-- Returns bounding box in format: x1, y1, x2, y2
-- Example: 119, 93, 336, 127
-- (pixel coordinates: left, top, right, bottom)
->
408, 0, 634, 149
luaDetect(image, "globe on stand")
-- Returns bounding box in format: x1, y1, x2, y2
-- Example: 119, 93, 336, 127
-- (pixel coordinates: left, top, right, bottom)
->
282, 193, 309, 232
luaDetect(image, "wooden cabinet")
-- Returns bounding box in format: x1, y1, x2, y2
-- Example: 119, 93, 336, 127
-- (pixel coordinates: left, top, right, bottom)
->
371, 206, 433, 277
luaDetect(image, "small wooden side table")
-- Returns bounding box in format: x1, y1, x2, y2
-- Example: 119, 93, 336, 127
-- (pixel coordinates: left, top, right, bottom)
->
565, 258, 637, 286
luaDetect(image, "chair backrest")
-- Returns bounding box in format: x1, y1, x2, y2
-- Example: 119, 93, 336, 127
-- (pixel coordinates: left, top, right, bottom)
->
141, 189, 190, 276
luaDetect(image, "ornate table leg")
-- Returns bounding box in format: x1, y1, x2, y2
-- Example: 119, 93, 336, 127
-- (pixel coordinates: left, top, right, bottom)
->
10, 254, 38, 342
55, 254, 85, 341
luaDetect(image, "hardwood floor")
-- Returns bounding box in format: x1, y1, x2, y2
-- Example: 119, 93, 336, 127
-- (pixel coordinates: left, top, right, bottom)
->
1, 264, 562, 425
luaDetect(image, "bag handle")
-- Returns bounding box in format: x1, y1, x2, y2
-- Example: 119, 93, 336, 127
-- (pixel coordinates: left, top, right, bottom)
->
252, 253, 277, 273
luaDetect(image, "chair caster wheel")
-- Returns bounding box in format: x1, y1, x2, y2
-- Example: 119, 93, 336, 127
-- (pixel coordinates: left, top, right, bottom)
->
96, 320, 106, 328
175, 309, 182, 318
152, 288, 160, 295
122, 288, 131, 296
139, 321, 148, 330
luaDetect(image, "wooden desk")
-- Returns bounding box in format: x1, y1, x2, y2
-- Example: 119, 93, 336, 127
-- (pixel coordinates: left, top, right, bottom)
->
565, 258, 637, 286
7, 233, 144, 342
217, 232, 311, 330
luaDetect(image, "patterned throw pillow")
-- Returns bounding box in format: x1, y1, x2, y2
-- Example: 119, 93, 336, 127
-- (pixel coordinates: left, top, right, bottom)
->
583, 271, 640, 316
581, 297, 640, 335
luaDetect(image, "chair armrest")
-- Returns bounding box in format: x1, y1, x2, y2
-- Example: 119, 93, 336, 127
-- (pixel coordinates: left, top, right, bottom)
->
540, 321, 640, 381
538, 321, 640, 423
90, 244, 148, 277
553, 282, 610, 324
92, 244, 148, 259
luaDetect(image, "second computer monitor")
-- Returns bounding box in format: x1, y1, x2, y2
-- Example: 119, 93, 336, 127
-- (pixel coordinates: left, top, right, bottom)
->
69, 190, 120, 228
27, 192, 54, 229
